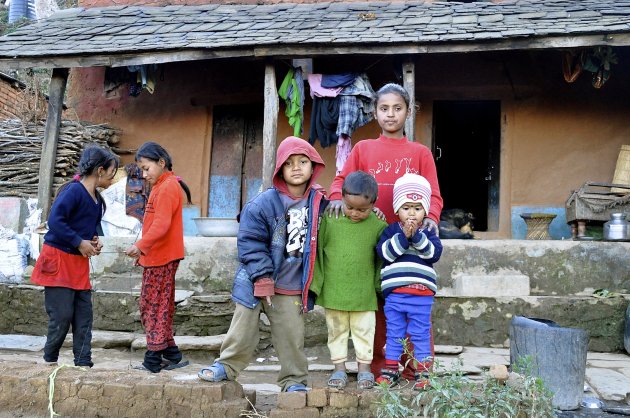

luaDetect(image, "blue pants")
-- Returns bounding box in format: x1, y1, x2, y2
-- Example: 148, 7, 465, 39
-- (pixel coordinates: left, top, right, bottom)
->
43, 287, 93, 366
383, 293, 433, 363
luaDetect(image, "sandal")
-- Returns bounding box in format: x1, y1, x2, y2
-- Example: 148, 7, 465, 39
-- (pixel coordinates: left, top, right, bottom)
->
286, 384, 309, 392
357, 371, 375, 390
132, 363, 161, 373
161, 358, 190, 371
327, 370, 348, 389
197, 362, 228, 382
375, 369, 400, 387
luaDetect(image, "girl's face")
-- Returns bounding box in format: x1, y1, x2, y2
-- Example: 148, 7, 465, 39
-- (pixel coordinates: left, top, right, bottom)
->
137, 156, 166, 186
375, 92, 410, 139
96, 162, 117, 189
397, 202, 426, 224
282, 153, 313, 194
342, 194, 374, 223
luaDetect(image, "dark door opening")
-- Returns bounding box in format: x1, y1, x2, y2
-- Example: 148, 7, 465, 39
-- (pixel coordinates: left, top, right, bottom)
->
433, 101, 501, 231
208, 104, 263, 218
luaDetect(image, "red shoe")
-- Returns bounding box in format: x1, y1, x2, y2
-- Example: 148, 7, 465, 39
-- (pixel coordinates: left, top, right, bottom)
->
375, 369, 400, 387
414, 372, 430, 391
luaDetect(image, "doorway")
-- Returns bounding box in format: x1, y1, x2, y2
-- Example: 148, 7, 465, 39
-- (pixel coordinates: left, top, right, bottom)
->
208, 104, 263, 218
432, 101, 501, 231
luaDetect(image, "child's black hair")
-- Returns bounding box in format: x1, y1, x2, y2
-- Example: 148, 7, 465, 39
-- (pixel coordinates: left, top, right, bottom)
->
57, 144, 120, 212
375, 83, 410, 109
342, 171, 378, 204
135, 141, 193, 204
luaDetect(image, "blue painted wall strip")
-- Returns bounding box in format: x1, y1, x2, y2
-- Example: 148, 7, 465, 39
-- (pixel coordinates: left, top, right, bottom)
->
208, 175, 241, 219
511, 206, 572, 240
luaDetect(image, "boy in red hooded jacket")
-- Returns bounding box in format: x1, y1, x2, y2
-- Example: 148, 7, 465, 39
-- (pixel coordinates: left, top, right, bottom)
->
198, 136, 326, 392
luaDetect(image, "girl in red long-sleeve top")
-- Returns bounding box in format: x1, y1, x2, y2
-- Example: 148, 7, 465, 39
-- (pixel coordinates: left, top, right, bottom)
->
125, 141, 192, 373
326, 83, 443, 381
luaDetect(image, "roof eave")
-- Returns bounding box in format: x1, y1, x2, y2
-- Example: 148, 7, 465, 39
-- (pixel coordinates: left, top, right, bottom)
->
1, 32, 628, 70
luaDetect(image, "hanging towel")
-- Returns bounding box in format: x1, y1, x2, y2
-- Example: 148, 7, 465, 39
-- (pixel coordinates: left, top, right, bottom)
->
278, 67, 305, 136
307, 74, 342, 98
336, 135, 353, 174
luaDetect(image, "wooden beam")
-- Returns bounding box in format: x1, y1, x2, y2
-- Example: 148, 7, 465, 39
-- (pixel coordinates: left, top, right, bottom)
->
37, 67, 69, 221
2, 33, 630, 69
262, 62, 278, 189
402, 60, 415, 142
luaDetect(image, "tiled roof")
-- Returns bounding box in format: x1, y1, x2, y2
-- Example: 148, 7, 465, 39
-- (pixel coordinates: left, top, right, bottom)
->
1, 0, 629, 65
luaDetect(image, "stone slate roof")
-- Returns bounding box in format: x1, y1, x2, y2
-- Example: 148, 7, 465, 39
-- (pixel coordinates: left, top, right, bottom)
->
1, 0, 630, 65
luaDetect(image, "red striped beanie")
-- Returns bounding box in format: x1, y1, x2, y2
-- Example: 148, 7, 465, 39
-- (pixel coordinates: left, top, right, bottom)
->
392, 173, 431, 215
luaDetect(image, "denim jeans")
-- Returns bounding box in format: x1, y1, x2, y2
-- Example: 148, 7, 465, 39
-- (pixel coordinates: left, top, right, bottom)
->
43, 287, 93, 367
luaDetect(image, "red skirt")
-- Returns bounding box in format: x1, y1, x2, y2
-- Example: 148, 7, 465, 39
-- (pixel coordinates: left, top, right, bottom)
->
31, 244, 91, 290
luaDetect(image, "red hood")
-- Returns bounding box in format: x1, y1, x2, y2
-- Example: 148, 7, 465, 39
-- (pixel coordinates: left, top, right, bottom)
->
273, 136, 326, 198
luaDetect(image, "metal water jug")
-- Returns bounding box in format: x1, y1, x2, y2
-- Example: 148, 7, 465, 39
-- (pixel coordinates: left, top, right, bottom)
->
603, 213, 630, 240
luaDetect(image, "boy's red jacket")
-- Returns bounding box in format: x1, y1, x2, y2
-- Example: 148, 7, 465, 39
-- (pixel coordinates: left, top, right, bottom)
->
136, 171, 184, 267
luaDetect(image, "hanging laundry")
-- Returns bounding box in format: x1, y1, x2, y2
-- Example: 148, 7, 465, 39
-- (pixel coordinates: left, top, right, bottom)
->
335, 135, 352, 175
321, 72, 358, 89
309, 96, 339, 148
104, 67, 134, 99
334, 73, 376, 171
307, 74, 342, 98
278, 67, 305, 136
127, 64, 158, 96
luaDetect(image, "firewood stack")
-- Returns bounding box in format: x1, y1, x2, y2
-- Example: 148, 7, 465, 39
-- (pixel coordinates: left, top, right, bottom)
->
0, 119, 121, 198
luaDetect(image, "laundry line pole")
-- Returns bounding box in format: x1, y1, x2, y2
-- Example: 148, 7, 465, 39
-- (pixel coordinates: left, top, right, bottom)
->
262, 62, 279, 190
37, 67, 69, 221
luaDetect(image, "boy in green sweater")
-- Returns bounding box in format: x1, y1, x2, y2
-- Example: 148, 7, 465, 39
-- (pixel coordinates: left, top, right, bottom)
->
311, 171, 387, 390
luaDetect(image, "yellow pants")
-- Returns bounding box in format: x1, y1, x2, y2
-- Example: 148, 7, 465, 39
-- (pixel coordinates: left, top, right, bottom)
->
325, 308, 375, 364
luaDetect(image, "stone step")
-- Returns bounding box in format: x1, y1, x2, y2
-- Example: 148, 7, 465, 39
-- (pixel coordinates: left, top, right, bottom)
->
1, 284, 627, 352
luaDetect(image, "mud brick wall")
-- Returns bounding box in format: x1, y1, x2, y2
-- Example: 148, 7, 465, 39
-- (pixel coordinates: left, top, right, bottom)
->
0, 361, 252, 418
268, 388, 383, 418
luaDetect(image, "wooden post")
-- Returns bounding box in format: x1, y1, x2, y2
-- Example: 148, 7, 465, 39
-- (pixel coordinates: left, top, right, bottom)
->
509, 316, 588, 410
37, 67, 69, 221
262, 62, 278, 189
402, 60, 416, 142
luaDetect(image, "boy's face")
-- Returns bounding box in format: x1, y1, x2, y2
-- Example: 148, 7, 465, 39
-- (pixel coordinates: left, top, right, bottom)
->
342, 194, 374, 223
397, 202, 426, 224
281, 154, 313, 188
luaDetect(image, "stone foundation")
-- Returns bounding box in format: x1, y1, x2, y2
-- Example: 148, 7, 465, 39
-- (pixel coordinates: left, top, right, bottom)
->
0, 362, 252, 418
1, 284, 627, 352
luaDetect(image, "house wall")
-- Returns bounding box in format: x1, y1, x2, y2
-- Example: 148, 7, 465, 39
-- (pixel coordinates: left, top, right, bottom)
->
66, 49, 630, 238
0, 78, 27, 120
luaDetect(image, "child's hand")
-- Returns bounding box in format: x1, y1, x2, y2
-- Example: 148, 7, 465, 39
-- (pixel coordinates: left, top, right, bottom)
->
91, 236, 103, 255
422, 218, 438, 233
372, 207, 386, 221
403, 219, 417, 238
325, 200, 344, 218
125, 245, 141, 259
78, 240, 98, 257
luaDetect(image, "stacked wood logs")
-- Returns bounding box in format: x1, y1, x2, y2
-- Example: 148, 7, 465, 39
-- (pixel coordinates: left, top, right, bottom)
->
0, 119, 121, 198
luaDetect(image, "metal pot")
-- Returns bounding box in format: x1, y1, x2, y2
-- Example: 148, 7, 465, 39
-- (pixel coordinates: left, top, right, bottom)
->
603, 213, 630, 241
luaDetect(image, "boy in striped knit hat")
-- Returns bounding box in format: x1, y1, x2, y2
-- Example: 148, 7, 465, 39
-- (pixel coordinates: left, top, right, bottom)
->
375, 173, 443, 390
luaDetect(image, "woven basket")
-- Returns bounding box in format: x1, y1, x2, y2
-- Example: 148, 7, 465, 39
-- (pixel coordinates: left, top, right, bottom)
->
612, 145, 630, 193
520, 213, 557, 240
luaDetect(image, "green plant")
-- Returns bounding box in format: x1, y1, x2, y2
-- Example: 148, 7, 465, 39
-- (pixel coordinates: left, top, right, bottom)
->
375, 341, 555, 418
